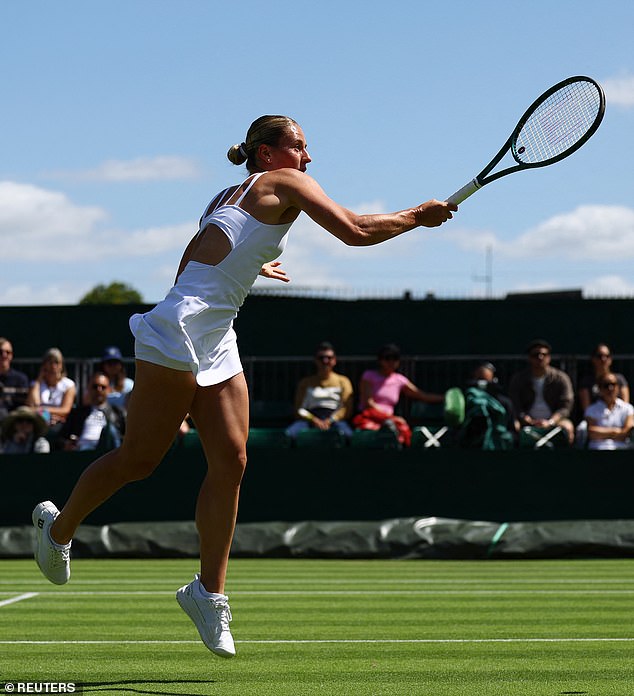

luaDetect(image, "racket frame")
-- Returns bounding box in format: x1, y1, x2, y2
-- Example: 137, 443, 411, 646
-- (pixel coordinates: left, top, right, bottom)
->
447, 75, 606, 205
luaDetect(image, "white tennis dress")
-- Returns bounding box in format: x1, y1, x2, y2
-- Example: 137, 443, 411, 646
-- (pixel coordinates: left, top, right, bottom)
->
129, 172, 293, 386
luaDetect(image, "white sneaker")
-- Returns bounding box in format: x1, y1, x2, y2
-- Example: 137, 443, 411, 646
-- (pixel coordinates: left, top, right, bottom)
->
176, 574, 236, 658
32, 501, 71, 585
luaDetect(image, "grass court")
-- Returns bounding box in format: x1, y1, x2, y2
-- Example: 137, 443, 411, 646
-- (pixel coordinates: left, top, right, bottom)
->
2, 557, 634, 695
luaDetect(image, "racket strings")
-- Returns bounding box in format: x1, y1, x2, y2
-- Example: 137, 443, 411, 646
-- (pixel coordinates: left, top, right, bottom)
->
514, 80, 602, 164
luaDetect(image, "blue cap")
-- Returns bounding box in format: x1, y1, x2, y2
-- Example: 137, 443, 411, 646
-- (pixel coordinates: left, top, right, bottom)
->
102, 346, 123, 361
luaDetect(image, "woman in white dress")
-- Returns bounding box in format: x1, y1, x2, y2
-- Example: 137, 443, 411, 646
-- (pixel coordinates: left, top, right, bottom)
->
33, 115, 457, 657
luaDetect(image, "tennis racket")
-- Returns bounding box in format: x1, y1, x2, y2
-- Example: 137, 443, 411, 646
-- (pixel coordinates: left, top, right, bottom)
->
447, 76, 605, 205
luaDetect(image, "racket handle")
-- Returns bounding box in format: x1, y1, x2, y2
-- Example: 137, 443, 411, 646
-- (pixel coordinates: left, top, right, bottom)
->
446, 178, 481, 206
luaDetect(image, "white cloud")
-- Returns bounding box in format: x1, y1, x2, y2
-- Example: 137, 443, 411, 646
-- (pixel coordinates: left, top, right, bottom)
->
0, 281, 91, 306
602, 74, 634, 107
583, 274, 634, 297
0, 181, 196, 262
505, 205, 634, 259
0, 181, 107, 259
448, 205, 634, 261
48, 156, 202, 182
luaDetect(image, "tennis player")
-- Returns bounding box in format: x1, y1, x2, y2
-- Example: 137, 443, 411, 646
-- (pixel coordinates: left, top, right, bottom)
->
33, 115, 457, 658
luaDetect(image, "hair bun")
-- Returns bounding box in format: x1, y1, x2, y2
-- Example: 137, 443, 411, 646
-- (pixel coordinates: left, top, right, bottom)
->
227, 143, 247, 166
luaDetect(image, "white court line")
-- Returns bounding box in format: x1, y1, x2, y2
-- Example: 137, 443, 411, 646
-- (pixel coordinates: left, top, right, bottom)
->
4, 589, 634, 597
1, 637, 634, 645
3, 577, 634, 585
0, 592, 39, 608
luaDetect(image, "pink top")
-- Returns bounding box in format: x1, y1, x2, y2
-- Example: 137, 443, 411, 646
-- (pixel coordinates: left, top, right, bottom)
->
360, 370, 410, 415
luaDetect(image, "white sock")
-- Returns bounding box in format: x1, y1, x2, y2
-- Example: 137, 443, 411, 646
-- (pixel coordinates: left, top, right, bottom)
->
47, 528, 70, 549
196, 577, 226, 601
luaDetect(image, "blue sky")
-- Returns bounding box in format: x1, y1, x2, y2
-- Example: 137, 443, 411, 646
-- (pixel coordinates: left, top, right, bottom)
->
2, 0, 633, 305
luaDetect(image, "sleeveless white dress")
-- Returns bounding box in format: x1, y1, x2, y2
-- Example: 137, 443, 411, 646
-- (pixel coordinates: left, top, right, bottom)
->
129, 173, 293, 386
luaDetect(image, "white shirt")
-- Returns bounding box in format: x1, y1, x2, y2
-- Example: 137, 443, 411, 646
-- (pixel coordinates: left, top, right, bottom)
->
38, 376, 75, 407
585, 398, 634, 450
530, 376, 552, 420
78, 407, 108, 450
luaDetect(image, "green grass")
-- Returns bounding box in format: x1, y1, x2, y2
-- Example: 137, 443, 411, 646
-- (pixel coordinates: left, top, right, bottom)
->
2, 557, 634, 695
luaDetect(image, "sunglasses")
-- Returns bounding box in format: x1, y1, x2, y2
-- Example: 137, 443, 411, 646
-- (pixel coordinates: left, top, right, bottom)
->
529, 351, 550, 358
316, 354, 335, 362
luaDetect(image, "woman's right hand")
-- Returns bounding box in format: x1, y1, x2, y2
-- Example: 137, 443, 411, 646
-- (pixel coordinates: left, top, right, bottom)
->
415, 200, 458, 227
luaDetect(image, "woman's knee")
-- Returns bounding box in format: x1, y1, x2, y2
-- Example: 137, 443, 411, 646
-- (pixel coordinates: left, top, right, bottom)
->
210, 445, 247, 485
114, 446, 163, 483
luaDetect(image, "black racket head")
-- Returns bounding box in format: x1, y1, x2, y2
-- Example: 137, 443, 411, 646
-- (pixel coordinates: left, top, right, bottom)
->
511, 76, 605, 168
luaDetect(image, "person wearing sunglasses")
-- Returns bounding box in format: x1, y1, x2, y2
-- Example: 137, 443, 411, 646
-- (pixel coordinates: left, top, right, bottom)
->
286, 342, 354, 442
0, 337, 30, 424
577, 343, 630, 415
57, 372, 124, 452
584, 374, 634, 450
354, 343, 444, 447
509, 339, 575, 444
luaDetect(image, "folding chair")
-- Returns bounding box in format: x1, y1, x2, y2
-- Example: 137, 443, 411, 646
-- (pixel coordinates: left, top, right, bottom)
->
519, 425, 567, 449
350, 429, 400, 450
294, 429, 346, 449
411, 424, 449, 448
409, 401, 450, 449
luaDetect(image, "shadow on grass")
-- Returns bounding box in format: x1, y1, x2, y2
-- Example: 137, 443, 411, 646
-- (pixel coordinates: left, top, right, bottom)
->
81, 679, 216, 695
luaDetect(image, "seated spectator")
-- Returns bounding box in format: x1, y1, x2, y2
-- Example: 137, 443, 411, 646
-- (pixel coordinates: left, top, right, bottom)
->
26, 347, 76, 428
0, 406, 50, 454
99, 345, 134, 413
509, 339, 575, 444
0, 337, 29, 423
353, 343, 443, 447
57, 371, 124, 451
466, 361, 518, 436
578, 343, 630, 413
286, 342, 354, 441
585, 373, 634, 450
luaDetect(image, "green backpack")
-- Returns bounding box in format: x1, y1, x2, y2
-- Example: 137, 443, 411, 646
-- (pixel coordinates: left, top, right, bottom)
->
458, 387, 514, 450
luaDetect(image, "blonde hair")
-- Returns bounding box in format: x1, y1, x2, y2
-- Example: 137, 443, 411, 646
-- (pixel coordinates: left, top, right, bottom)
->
227, 115, 299, 173
42, 347, 66, 375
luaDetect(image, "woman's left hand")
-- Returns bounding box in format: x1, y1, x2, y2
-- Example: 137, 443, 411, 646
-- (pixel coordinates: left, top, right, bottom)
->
259, 261, 290, 283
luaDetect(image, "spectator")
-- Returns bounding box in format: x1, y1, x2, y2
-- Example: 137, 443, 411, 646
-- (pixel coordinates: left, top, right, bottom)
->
0, 406, 50, 454
585, 373, 634, 450
353, 343, 443, 447
466, 361, 518, 436
286, 342, 354, 441
509, 339, 575, 444
99, 346, 134, 413
0, 337, 29, 423
57, 372, 124, 451
27, 348, 76, 428
578, 343, 630, 414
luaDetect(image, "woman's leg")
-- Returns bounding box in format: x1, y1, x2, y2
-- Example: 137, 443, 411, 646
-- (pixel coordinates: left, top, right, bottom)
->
51, 360, 198, 544
189, 372, 249, 594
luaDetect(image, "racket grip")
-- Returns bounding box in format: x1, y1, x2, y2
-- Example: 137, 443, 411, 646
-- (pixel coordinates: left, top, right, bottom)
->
446, 178, 481, 206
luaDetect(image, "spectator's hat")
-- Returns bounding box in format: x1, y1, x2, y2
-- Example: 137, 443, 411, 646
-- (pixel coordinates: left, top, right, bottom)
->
526, 338, 552, 354
102, 346, 123, 362
1, 406, 48, 441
